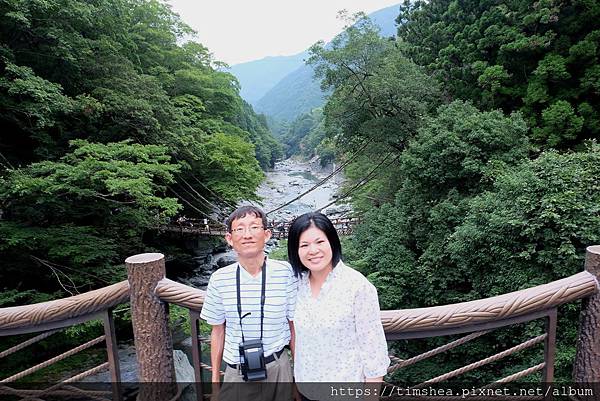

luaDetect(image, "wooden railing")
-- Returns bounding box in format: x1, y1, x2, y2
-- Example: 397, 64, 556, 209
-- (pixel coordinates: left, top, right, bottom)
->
1, 246, 599, 401
0, 281, 129, 400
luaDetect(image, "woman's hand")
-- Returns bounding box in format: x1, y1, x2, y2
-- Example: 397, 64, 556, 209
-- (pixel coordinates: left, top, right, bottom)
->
365, 376, 383, 401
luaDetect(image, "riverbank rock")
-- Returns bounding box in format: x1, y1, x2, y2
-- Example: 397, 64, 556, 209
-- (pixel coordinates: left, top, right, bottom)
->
82, 346, 194, 383
214, 250, 237, 267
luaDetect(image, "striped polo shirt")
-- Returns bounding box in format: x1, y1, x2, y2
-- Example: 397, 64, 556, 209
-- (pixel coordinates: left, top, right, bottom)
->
200, 258, 298, 365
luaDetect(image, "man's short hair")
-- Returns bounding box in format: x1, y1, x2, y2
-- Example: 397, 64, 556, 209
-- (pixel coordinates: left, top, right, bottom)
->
226, 205, 268, 232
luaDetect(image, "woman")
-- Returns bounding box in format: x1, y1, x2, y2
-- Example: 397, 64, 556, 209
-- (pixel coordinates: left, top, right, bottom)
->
287, 212, 389, 394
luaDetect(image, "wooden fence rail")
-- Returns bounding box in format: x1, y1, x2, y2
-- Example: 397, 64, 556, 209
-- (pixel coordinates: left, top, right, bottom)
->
1, 246, 599, 401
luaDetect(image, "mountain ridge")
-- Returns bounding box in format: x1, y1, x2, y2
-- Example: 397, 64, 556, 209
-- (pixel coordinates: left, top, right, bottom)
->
230, 4, 400, 124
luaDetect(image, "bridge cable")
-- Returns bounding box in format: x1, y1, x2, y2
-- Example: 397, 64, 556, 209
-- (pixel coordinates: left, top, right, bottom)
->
316, 152, 400, 213
176, 178, 228, 219
266, 140, 373, 216
170, 154, 237, 210
174, 182, 216, 214
189, 174, 237, 210
168, 187, 226, 226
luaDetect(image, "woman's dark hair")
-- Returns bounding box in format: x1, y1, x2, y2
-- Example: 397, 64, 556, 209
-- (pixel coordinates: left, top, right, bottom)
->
287, 212, 342, 277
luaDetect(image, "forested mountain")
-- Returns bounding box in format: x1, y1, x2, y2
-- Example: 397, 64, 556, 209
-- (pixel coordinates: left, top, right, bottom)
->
228, 51, 308, 105
245, 4, 401, 125
308, 2, 599, 381
0, 0, 281, 304
255, 64, 329, 123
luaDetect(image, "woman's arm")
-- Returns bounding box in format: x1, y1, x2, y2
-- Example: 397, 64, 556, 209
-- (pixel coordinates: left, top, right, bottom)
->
354, 280, 391, 382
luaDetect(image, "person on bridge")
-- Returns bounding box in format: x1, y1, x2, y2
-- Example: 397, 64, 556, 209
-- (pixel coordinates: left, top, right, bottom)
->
287, 212, 389, 399
200, 205, 297, 401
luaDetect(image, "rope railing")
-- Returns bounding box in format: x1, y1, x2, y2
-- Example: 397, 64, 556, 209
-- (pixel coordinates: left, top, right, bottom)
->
153, 271, 597, 336
0, 280, 129, 335
388, 330, 491, 373
489, 363, 546, 384
155, 278, 205, 312
14, 362, 113, 401
0, 246, 598, 401
150, 254, 599, 401
415, 334, 547, 386
1, 335, 107, 383
0, 283, 127, 401
0, 329, 61, 359
382, 271, 598, 337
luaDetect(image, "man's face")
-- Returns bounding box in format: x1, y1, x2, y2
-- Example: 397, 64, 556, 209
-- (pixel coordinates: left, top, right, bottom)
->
225, 213, 271, 259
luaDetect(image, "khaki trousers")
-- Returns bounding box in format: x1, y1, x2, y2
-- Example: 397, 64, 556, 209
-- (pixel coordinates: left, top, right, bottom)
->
219, 351, 293, 401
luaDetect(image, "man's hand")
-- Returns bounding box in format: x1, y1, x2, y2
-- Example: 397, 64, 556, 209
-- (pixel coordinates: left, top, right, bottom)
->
210, 324, 225, 383
292, 382, 302, 401
210, 381, 220, 401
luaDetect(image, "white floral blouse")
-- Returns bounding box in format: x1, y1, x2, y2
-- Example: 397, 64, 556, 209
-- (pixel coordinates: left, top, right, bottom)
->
293, 261, 390, 382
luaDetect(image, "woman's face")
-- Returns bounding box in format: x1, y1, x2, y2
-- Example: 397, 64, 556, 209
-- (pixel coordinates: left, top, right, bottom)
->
298, 224, 333, 274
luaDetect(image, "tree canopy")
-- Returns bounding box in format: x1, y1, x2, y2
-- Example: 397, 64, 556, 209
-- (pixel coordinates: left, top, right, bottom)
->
396, 0, 600, 149
0, 0, 280, 301
304, 7, 599, 381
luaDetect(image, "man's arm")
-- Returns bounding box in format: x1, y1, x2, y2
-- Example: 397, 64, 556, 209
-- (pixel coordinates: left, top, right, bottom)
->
210, 324, 225, 383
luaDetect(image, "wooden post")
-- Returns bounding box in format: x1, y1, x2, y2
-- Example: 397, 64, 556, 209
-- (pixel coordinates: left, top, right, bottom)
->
573, 245, 600, 382
126, 253, 176, 400
190, 310, 204, 401
103, 309, 123, 401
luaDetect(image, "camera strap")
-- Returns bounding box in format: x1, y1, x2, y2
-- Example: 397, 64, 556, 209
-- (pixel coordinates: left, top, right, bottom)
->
236, 259, 266, 343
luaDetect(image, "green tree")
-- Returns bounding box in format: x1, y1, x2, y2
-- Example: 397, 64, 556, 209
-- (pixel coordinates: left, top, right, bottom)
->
0, 0, 282, 304
396, 0, 600, 148
308, 14, 441, 209
0, 140, 181, 291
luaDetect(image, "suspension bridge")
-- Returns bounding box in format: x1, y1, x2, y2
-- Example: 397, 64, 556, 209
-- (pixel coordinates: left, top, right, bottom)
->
162, 216, 363, 238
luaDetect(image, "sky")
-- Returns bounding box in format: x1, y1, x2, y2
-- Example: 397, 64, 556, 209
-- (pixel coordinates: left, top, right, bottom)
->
167, 0, 401, 66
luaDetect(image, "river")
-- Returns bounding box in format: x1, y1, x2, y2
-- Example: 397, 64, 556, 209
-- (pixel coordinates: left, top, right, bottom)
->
253, 158, 349, 222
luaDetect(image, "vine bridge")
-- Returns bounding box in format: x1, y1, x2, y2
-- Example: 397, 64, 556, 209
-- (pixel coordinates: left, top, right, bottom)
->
1, 247, 599, 401
163, 216, 362, 238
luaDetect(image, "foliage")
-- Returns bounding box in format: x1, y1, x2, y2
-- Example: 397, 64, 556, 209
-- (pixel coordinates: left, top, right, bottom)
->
0, 140, 180, 292
350, 112, 598, 381
354, 101, 530, 309
309, 15, 441, 154
0, 0, 284, 304
279, 109, 322, 157
396, 0, 600, 148
308, 14, 442, 209
268, 239, 289, 261
449, 144, 600, 296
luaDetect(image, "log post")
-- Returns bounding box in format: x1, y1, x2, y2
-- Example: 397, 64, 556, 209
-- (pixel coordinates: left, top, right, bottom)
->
126, 253, 176, 400
573, 245, 600, 381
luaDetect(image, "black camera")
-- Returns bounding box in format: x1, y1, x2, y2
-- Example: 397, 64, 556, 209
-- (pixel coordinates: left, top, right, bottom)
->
238, 338, 267, 381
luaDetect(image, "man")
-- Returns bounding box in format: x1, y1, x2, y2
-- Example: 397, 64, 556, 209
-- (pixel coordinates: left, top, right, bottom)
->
200, 206, 297, 400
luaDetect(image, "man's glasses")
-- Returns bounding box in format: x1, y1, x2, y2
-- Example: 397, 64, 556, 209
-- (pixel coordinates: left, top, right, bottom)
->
230, 225, 264, 236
